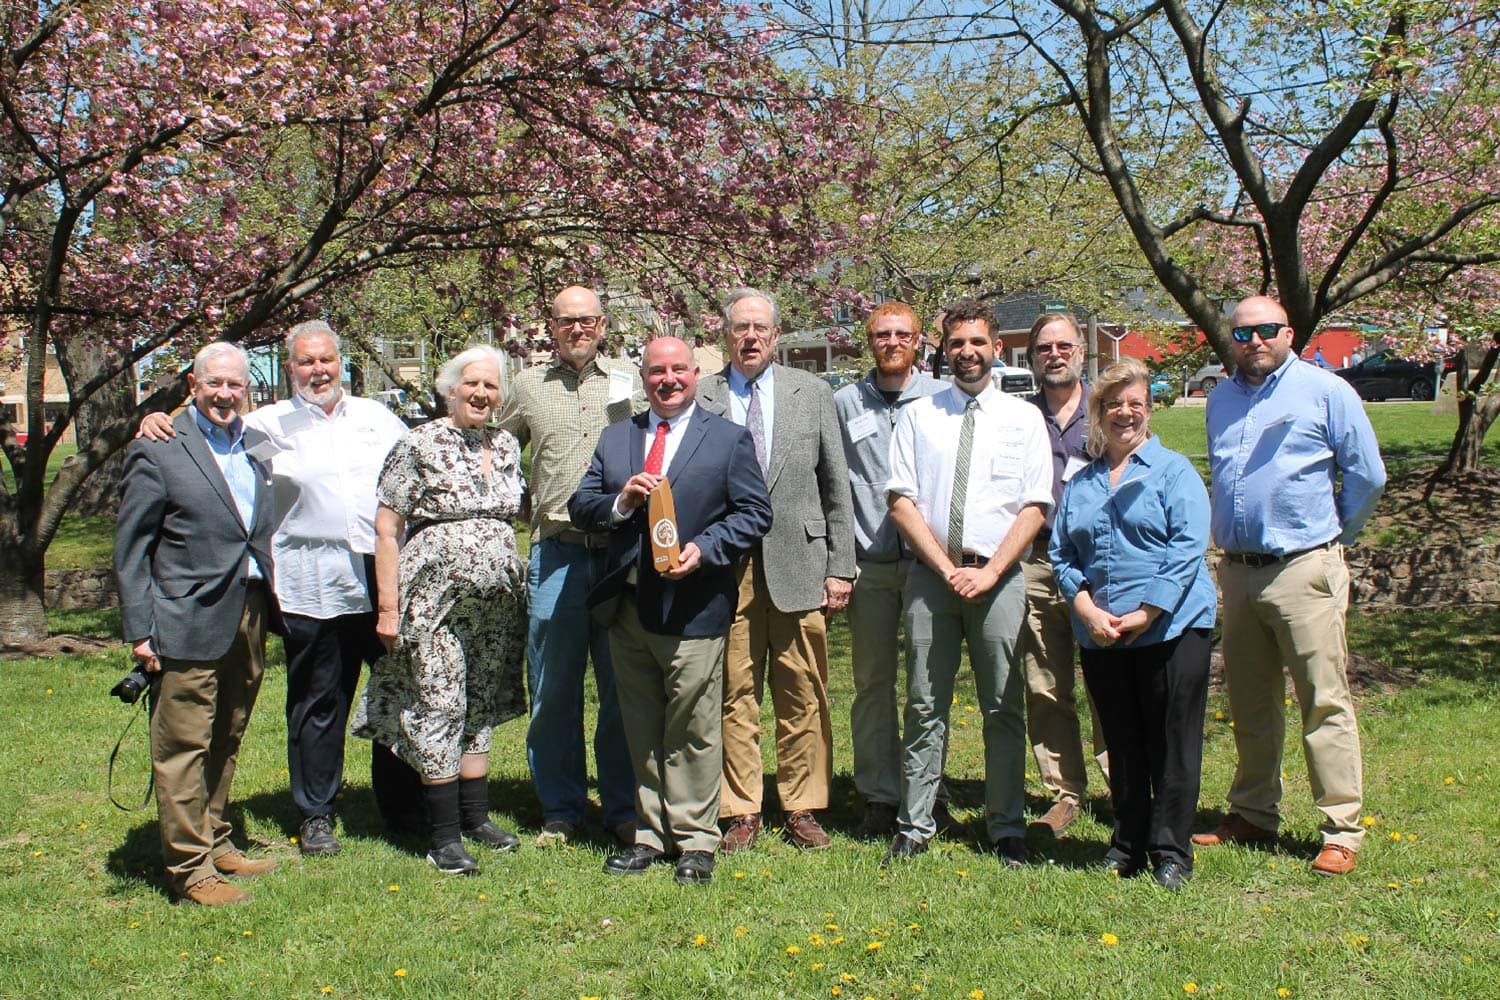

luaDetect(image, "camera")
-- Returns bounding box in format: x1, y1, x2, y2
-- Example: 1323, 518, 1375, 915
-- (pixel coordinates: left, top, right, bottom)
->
110, 666, 154, 705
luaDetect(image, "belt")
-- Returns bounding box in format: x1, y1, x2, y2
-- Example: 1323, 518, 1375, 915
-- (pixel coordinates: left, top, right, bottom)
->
550, 528, 610, 550
957, 552, 988, 568
1222, 539, 1335, 568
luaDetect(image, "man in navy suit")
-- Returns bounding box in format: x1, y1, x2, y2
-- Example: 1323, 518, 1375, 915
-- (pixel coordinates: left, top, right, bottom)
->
569, 337, 772, 884
115, 342, 279, 906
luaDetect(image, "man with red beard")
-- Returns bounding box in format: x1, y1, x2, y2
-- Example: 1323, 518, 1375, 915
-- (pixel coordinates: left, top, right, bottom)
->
833, 302, 947, 839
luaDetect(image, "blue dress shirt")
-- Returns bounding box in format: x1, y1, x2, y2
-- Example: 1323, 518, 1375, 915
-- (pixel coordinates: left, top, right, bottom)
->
726, 363, 776, 457
1050, 436, 1216, 650
191, 405, 264, 580
1205, 353, 1386, 555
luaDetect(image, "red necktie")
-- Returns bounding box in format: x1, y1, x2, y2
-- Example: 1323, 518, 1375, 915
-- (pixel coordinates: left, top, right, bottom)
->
645, 420, 669, 475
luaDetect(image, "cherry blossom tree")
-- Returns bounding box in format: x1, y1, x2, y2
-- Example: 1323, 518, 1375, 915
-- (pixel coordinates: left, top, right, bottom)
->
0, 0, 871, 646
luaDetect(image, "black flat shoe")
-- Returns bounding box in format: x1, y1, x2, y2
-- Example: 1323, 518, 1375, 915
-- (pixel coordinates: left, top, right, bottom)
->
1096, 856, 1145, 879
674, 851, 714, 885
994, 836, 1029, 868
426, 841, 479, 875
604, 844, 666, 876
881, 833, 928, 867
1153, 861, 1191, 891
464, 820, 520, 852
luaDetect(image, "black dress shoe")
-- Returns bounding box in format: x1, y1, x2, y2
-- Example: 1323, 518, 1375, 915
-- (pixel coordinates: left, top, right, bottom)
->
674, 851, 714, 885
1096, 856, 1145, 879
994, 836, 1029, 868
881, 833, 928, 866
464, 820, 520, 852
426, 841, 479, 875
299, 815, 340, 857
604, 844, 666, 876
1153, 861, 1191, 891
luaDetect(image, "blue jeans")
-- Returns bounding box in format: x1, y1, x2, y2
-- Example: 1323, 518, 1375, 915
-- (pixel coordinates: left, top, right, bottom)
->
525, 537, 634, 827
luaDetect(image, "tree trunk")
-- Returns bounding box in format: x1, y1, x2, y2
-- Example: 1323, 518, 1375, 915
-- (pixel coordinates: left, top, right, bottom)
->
53, 336, 135, 517
1436, 336, 1500, 480
0, 519, 47, 649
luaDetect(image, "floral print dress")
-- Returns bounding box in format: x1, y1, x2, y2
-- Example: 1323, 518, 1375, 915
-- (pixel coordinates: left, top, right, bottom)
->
353, 419, 527, 780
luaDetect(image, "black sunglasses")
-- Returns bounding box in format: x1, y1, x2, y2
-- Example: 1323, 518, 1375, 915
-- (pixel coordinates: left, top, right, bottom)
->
1231, 322, 1286, 343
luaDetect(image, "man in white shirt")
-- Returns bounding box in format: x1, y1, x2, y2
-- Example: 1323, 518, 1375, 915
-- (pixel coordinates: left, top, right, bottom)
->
884, 299, 1054, 867
140, 320, 411, 856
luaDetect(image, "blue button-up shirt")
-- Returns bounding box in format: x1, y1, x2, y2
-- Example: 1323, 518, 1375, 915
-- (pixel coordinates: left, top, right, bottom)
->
1050, 436, 1216, 650
1206, 353, 1386, 555
191, 405, 264, 580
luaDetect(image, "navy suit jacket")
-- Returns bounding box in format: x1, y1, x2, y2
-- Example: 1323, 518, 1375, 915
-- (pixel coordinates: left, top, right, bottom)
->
569, 406, 772, 637
114, 408, 279, 661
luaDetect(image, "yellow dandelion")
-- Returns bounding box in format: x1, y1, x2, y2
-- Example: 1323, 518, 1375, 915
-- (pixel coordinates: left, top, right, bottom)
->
1214, 711, 1224, 721
735, 926, 749, 937
1284, 697, 1293, 706
958, 719, 969, 728
241, 930, 252, 937
1387, 882, 1401, 889
692, 934, 707, 947
1278, 989, 1292, 997
129, 922, 140, 929
830, 936, 845, 945
1362, 814, 1377, 826
478, 893, 487, 900
841, 973, 857, 982
761, 870, 773, 878
213, 956, 225, 964
734, 871, 747, 879
913, 984, 924, 993
1406, 833, 1418, 841
31, 850, 42, 857
393, 969, 406, 978
826, 923, 839, 931
78, 822, 88, 830
970, 991, 987, 1000
823, 912, 835, 919
831, 989, 842, 998
866, 941, 883, 952
965, 704, 976, 713
388, 884, 400, 893
808, 933, 826, 946
786, 945, 801, 956
582, 996, 602, 1000
906, 923, 921, 931
178, 952, 188, 959
956, 869, 969, 878
1390, 831, 1402, 841
1463, 955, 1473, 965
320, 988, 334, 995
1444, 776, 1455, 785
1228, 720, 1235, 728
1183, 984, 1198, 995
1100, 933, 1119, 946
812, 963, 825, 972
1013, 919, 1022, 927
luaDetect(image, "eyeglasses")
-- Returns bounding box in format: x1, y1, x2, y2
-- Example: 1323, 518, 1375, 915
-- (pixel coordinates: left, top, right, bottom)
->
1034, 342, 1078, 356
730, 321, 775, 337
1231, 322, 1285, 343
871, 329, 916, 342
1103, 398, 1149, 414
553, 314, 604, 330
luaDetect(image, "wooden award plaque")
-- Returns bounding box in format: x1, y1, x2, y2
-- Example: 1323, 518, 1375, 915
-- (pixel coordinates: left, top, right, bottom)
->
648, 477, 682, 574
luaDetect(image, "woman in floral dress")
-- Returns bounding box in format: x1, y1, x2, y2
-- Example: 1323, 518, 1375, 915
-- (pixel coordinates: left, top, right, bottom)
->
353, 345, 527, 875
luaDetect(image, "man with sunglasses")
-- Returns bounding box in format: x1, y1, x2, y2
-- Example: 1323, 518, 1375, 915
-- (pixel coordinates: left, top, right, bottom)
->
1020, 312, 1110, 836
1195, 295, 1385, 876
499, 286, 644, 849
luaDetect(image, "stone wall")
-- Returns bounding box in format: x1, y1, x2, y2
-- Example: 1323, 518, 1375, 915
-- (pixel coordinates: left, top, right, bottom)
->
1345, 543, 1500, 607
45, 568, 117, 611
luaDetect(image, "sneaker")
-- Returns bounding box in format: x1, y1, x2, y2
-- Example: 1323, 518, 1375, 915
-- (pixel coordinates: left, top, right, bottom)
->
298, 815, 340, 856
179, 874, 251, 906
463, 820, 520, 852
214, 850, 277, 878
426, 841, 479, 875
535, 819, 575, 848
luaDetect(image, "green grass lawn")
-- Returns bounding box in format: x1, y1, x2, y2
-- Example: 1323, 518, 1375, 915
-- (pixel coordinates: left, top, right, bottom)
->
2, 608, 1496, 998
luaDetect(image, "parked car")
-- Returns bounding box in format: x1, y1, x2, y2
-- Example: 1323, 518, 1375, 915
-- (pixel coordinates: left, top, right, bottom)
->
1334, 351, 1436, 401
1186, 362, 1227, 395
1150, 375, 1177, 403
991, 362, 1037, 396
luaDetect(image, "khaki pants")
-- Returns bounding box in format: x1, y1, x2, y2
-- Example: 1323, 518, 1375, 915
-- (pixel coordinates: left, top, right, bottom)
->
1218, 546, 1364, 849
151, 588, 267, 894
1021, 549, 1109, 803
610, 593, 725, 854
720, 556, 833, 817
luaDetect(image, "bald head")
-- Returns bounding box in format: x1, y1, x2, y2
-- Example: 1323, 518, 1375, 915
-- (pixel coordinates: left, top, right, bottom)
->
550, 285, 607, 370
1231, 295, 1288, 328
642, 336, 699, 419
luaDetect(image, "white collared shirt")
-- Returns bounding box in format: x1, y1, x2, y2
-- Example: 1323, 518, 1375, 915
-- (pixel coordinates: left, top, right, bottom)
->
244, 393, 408, 618
612, 404, 696, 521
886, 382, 1054, 559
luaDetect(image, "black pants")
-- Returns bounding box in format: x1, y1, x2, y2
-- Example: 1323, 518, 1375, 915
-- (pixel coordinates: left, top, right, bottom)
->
1081, 628, 1211, 870
283, 608, 389, 819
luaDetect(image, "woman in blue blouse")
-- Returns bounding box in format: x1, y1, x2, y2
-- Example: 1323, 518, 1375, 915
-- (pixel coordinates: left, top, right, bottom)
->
1050, 358, 1216, 890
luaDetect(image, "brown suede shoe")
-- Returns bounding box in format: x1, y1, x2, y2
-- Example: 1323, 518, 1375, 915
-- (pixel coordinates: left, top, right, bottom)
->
215, 851, 277, 878
1311, 843, 1358, 876
1031, 799, 1080, 835
1191, 813, 1276, 846
180, 874, 251, 906
720, 813, 763, 854
783, 810, 831, 850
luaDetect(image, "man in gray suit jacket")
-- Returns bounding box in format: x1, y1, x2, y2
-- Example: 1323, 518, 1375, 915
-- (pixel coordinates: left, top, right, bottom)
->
696, 288, 855, 852
115, 342, 278, 906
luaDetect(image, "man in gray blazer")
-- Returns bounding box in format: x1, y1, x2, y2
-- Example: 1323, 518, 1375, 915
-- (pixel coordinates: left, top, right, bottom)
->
696, 287, 855, 852
115, 342, 278, 906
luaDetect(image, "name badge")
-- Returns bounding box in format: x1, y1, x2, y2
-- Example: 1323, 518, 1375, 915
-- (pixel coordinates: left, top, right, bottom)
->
608, 369, 634, 404
278, 407, 314, 437
247, 439, 284, 464
1062, 454, 1088, 483
846, 411, 878, 444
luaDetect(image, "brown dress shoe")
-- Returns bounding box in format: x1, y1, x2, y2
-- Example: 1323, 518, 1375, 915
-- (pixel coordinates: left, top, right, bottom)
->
720, 813, 763, 854
215, 851, 277, 878
783, 810, 831, 850
180, 875, 251, 906
1031, 799, 1080, 835
1311, 843, 1358, 876
1191, 813, 1275, 846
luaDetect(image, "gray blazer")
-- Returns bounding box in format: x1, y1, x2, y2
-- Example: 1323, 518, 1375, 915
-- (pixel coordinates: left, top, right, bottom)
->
698, 364, 854, 613
114, 408, 277, 661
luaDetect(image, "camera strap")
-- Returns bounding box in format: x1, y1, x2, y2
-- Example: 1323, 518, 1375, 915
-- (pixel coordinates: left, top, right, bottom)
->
107, 690, 154, 812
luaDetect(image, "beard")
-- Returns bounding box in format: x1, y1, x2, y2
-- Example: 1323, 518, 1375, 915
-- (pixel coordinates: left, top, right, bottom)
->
874, 344, 917, 378
296, 379, 340, 408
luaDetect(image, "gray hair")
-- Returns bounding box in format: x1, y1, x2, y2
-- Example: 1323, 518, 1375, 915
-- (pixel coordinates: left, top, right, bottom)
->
435, 344, 506, 401
285, 319, 341, 356
192, 341, 250, 379
721, 287, 779, 330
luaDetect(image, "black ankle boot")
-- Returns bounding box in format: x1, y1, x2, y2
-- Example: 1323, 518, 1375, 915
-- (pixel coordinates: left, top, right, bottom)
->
458, 776, 519, 851
423, 781, 477, 874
